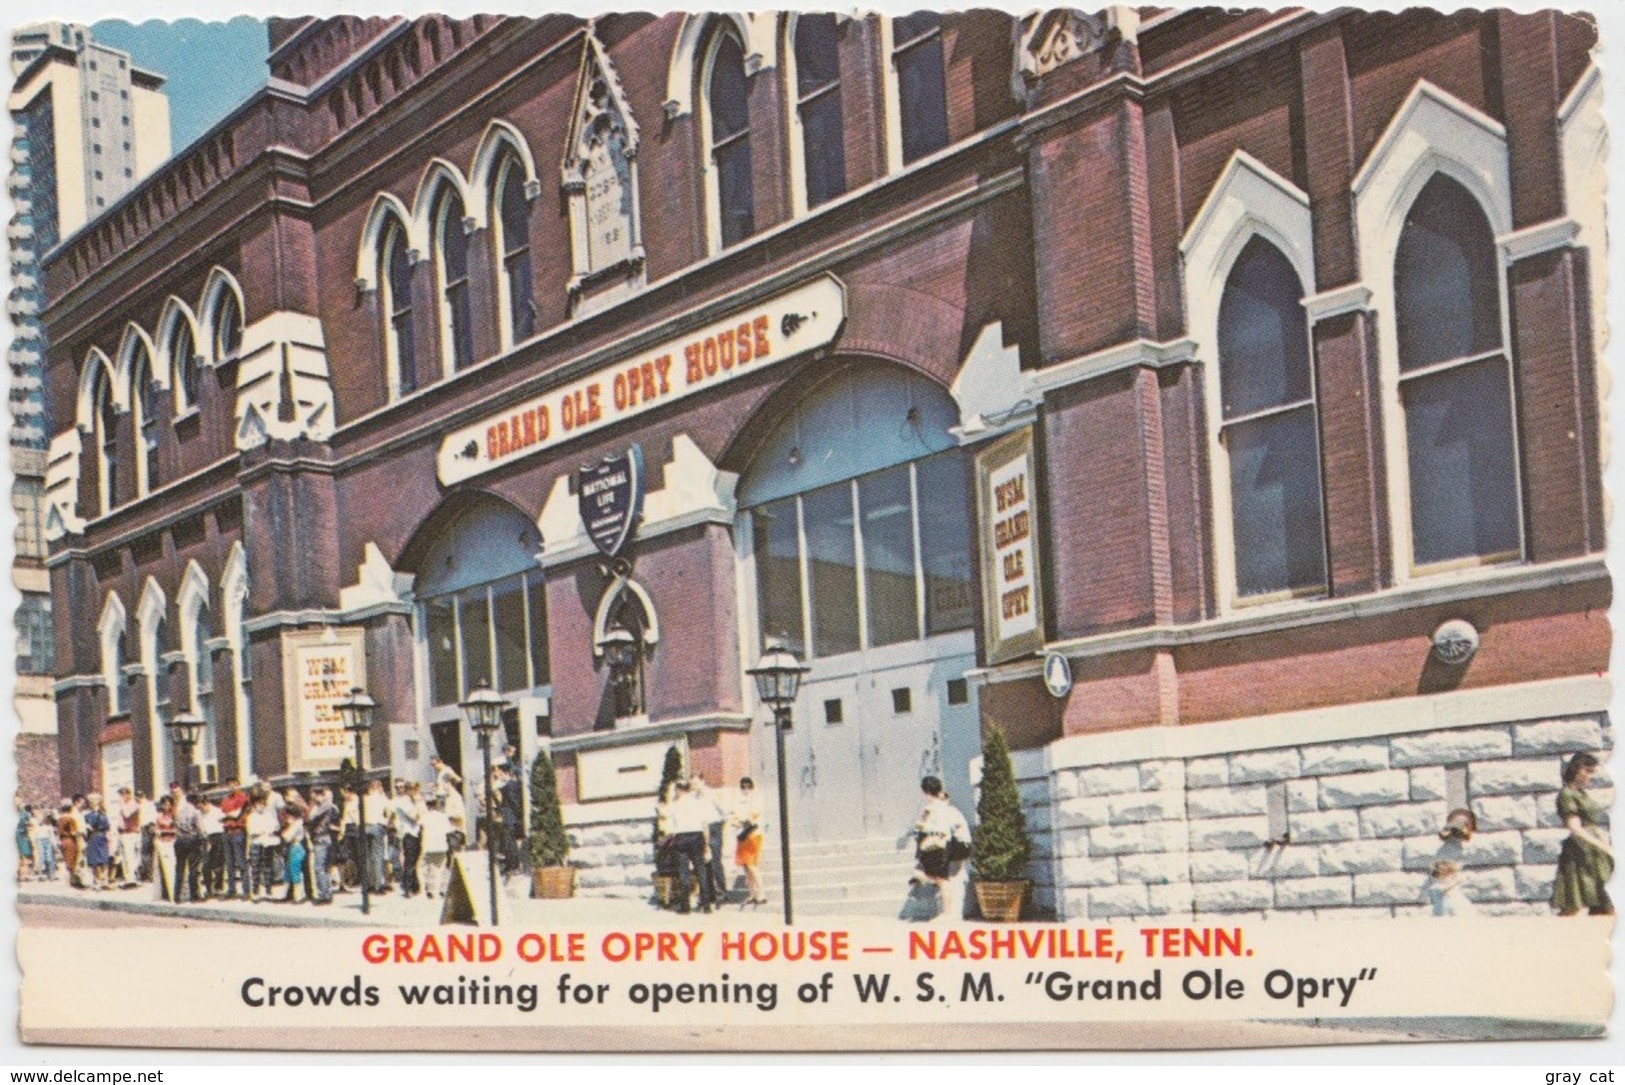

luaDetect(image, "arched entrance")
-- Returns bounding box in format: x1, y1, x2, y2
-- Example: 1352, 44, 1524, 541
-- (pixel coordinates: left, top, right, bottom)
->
400, 495, 551, 788
737, 362, 980, 846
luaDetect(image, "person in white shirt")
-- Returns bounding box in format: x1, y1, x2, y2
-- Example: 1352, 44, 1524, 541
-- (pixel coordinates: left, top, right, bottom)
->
420, 795, 453, 899
247, 795, 281, 900
394, 783, 426, 897
914, 776, 970, 924
667, 780, 715, 914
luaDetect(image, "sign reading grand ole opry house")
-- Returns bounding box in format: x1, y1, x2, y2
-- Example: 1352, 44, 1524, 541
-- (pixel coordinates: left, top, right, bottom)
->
437, 276, 845, 485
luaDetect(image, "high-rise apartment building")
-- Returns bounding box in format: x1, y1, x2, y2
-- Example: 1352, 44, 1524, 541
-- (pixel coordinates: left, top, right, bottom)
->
9, 22, 169, 802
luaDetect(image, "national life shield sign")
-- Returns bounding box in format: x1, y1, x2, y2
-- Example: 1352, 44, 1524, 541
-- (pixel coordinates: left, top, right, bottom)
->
578, 444, 644, 559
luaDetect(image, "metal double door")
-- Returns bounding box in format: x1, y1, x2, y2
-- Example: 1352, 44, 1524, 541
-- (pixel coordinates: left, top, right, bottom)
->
762, 651, 978, 845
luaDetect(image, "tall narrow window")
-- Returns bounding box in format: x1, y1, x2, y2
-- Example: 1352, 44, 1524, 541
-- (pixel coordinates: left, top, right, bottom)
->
706, 27, 754, 248
794, 14, 846, 209
892, 12, 948, 165
1394, 174, 1520, 569
435, 190, 474, 371
192, 602, 217, 766
112, 630, 129, 715
95, 368, 119, 514
380, 217, 417, 397
131, 345, 159, 495
1217, 237, 1326, 598
494, 157, 534, 344
212, 289, 242, 363
170, 319, 200, 413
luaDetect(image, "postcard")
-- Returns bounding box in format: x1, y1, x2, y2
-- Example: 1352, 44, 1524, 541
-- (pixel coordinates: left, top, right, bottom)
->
8, 5, 1617, 1053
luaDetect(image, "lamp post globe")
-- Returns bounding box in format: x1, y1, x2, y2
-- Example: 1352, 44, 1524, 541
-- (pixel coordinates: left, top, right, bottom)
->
746, 644, 809, 925
459, 682, 510, 926
165, 711, 205, 791
334, 687, 376, 916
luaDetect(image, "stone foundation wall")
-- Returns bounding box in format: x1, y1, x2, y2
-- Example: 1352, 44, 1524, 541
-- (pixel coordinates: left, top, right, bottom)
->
1044, 713, 1612, 921
567, 815, 660, 900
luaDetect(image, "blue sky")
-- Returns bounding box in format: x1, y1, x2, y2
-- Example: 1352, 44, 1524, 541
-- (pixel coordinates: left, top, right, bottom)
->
90, 17, 268, 153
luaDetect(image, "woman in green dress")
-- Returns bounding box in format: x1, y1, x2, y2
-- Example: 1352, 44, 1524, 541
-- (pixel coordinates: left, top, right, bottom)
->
1553, 753, 1613, 916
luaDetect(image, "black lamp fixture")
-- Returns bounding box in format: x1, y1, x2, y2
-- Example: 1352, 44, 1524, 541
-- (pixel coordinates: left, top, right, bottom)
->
460, 682, 509, 926
334, 686, 376, 916
166, 710, 205, 790
746, 643, 809, 926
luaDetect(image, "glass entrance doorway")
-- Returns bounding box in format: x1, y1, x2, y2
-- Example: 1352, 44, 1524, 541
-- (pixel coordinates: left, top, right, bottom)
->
739, 363, 980, 845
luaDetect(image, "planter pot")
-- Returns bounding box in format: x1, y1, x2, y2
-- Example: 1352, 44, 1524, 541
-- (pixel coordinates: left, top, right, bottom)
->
531, 865, 576, 899
653, 874, 676, 907
974, 879, 1028, 922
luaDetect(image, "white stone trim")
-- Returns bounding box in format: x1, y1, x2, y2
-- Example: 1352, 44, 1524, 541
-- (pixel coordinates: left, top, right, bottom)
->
1352, 79, 1518, 584
338, 542, 415, 612
546, 712, 752, 755
1559, 63, 1607, 430
43, 428, 85, 539
466, 119, 539, 232
1180, 149, 1317, 613
137, 576, 168, 789
175, 559, 210, 673
1041, 674, 1609, 773
76, 347, 121, 435
538, 433, 739, 568
664, 13, 775, 121
1498, 217, 1581, 263
97, 591, 128, 712
155, 297, 202, 416
977, 554, 1608, 683
1301, 283, 1373, 322
562, 794, 661, 828
353, 192, 415, 293
949, 321, 1037, 439
1030, 337, 1198, 395
221, 540, 252, 779
233, 311, 335, 450
199, 266, 247, 366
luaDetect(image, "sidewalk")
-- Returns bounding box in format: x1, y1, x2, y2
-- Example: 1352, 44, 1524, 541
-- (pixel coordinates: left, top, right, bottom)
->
17, 874, 796, 929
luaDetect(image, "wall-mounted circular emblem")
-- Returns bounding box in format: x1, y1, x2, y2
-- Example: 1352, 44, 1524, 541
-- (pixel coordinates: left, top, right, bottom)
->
1431, 619, 1480, 667
1043, 651, 1073, 698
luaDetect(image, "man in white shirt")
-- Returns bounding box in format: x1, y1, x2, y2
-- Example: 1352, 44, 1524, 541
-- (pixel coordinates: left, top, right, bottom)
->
667, 779, 715, 914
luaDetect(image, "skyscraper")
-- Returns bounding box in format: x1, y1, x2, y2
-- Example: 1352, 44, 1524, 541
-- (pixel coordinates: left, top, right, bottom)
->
9, 22, 169, 802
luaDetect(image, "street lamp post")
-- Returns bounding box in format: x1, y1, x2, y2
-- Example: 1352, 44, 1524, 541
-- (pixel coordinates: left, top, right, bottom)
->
165, 711, 205, 792
746, 645, 809, 926
335, 687, 377, 917
460, 683, 509, 926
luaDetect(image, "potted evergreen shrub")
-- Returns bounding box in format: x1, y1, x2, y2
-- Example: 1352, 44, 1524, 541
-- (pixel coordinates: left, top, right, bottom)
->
528, 749, 575, 899
651, 745, 684, 906
972, 726, 1032, 922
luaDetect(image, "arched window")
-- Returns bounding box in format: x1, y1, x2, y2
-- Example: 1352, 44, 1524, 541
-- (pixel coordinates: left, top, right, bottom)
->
170, 317, 201, 414
210, 287, 242, 364
1394, 174, 1520, 569
379, 214, 418, 397
704, 26, 754, 249
740, 364, 973, 659
412, 500, 550, 709
493, 155, 534, 345
130, 342, 159, 495
93, 366, 119, 514
434, 188, 474, 372
99, 594, 129, 718
1217, 237, 1326, 598
792, 14, 846, 210
191, 601, 218, 769
891, 12, 948, 167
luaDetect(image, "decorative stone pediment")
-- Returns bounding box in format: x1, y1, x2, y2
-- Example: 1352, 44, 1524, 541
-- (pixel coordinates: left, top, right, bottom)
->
43, 428, 85, 540
1016, 10, 1110, 83
563, 31, 646, 317
233, 311, 337, 451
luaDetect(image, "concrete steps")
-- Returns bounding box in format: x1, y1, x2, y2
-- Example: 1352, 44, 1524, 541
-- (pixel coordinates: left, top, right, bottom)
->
753, 835, 922, 918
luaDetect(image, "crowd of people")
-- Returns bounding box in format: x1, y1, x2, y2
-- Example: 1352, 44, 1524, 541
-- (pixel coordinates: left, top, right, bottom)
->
14, 751, 536, 909
653, 774, 765, 915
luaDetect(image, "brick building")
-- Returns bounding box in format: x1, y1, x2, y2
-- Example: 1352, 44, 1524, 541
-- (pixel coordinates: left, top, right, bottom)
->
41, 9, 1608, 918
